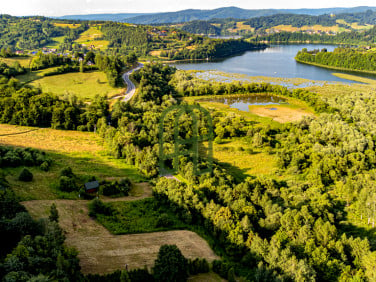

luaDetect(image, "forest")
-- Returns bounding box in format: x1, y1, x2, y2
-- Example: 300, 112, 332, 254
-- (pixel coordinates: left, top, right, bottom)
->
295, 47, 376, 73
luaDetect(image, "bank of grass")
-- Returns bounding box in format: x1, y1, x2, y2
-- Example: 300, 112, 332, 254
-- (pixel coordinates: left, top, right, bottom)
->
16, 67, 60, 84
29, 71, 123, 100
0, 124, 145, 200
94, 198, 188, 234
53, 23, 81, 29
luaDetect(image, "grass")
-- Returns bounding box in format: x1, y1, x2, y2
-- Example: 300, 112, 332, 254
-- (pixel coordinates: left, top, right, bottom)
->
29, 71, 124, 100
16, 67, 60, 84
43, 36, 66, 49
0, 124, 145, 200
95, 198, 188, 234
0, 56, 32, 68
75, 26, 109, 51
22, 198, 219, 274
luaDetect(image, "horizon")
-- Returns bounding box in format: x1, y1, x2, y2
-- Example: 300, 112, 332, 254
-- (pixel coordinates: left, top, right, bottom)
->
1, 0, 376, 17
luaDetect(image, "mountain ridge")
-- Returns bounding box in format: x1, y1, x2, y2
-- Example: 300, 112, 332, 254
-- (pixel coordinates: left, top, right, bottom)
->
57, 6, 376, 24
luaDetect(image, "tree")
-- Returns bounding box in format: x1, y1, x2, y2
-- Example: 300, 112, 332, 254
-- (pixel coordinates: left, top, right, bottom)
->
18, 168, 33, 182
152, 245, 188, 282
49, 203, 59, 222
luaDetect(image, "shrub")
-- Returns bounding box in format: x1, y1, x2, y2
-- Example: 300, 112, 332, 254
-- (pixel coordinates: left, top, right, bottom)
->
88, 199, 113, 217
60, 167, 74, 178
156, 213, 173, 228
58, 176, 77, 192
18, 168, 33, 182
40, 161, 50, 172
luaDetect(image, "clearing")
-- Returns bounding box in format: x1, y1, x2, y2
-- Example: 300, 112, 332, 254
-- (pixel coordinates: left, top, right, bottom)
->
29, 71, 124, 100
0, 56, 31, 68
22, 198, 219, 274
248, 104, 314, 123
75, 26, 109, 51
0, 124, 145, 200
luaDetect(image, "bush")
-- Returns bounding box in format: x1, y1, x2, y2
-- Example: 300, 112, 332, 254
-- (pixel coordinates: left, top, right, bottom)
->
40, 161, 50, 171
156, 213, 173, 228
188, 258, 210, 275
60, 167, 74, 178
100, 178, 131, 197
88, 199, 114, 217
58, 176, 77, 192
18, 168, 33, 182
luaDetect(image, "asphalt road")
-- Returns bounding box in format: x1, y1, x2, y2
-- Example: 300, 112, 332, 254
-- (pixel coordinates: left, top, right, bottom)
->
122, 63, 144, 102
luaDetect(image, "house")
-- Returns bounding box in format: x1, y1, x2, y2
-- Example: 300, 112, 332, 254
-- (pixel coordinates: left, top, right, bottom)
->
85, 181, 100, 193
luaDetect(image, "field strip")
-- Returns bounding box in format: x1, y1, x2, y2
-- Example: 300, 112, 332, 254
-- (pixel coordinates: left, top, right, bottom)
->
22, 196, 219, 274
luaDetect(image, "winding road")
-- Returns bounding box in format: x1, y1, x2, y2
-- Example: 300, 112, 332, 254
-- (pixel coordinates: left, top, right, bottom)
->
122, 63, 144, 102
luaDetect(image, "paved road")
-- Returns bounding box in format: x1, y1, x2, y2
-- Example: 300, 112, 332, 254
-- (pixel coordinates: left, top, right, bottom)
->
122, 63, 144, 102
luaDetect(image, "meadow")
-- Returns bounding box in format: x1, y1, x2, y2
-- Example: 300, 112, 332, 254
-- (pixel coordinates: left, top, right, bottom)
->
0, 124, 145, 200
29, 71, 124, 100
74, 26, 109, 51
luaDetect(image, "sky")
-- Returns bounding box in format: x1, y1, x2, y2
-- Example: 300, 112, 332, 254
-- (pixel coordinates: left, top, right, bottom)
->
0, 0, 375, 17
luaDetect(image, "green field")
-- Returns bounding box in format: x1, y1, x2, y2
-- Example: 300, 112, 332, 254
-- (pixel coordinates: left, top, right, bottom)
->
28, 71, 123, 100
75, 26, 109, 51
0, 124, 146, 200
43, 36, 66, 49
0, 56, 32, 67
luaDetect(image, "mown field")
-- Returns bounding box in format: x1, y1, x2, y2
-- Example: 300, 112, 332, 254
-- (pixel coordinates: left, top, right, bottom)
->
0, 56, 31, 67
22, 197, 219, 274
0, 124, 145, 200
29, 71, 123, 100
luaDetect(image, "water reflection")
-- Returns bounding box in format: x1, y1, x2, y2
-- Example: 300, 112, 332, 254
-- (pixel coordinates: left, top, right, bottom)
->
200, 94, 287, 112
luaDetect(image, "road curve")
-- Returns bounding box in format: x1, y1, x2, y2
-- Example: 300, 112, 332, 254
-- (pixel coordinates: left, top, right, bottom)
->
122, 63, 144, 102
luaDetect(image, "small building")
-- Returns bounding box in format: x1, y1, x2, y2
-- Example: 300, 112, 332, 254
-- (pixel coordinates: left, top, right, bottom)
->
85, 181, 99, 193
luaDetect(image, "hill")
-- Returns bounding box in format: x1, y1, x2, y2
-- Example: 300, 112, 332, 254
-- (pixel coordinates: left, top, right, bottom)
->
124, 6, 376, 24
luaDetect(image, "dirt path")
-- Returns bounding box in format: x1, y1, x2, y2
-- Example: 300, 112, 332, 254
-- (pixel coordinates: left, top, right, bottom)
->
21, 182, 219, 274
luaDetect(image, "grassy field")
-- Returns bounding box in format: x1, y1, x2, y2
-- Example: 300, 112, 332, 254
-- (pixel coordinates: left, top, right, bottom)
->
0, 56, 32, 68
213, 138, 279, 178
75, 26, 109, 51
43, 36, 66, 49
22, 198, 219, 274
29, 71, 124, 100
248, 104, 314, 123
0, 124, 145, 200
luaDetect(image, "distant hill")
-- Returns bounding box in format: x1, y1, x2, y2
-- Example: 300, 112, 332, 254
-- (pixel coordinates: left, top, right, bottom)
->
57, 13, 152, 21
124, 6, 376, 24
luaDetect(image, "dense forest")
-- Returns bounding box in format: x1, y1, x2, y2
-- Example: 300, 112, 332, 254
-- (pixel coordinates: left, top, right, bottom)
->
0, 15, 87, 50
244, 14, 337, 30
295, 47, 376, 72
253, 25, 376, 44
181, 20, 221, 36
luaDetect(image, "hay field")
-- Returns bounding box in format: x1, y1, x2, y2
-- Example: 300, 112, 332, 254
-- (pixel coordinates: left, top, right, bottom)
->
22, 197, 219, 274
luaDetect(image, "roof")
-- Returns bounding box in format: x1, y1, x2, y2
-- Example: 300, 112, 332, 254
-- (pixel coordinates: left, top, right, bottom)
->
85, 181, 99, 190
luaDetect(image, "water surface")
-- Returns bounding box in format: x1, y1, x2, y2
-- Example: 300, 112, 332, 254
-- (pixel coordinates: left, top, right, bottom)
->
200, 94, 287, 112
175, 44, 372, 83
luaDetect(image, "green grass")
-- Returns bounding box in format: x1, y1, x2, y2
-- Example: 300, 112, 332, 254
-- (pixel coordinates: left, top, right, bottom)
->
75, 26, 109, 51
0, 124, 146, 200
0, 56, 32, 68
28, 71, 123, 100
16, 67, 60, 83
43, 36, 66, 49
95, 198, 188, 234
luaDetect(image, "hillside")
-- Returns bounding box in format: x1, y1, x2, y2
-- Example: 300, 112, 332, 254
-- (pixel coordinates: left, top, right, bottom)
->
124, 6, 376, 24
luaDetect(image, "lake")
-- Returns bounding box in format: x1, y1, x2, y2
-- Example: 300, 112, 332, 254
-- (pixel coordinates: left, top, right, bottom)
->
200, 94, 287, 112
174, 44, 373, 83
